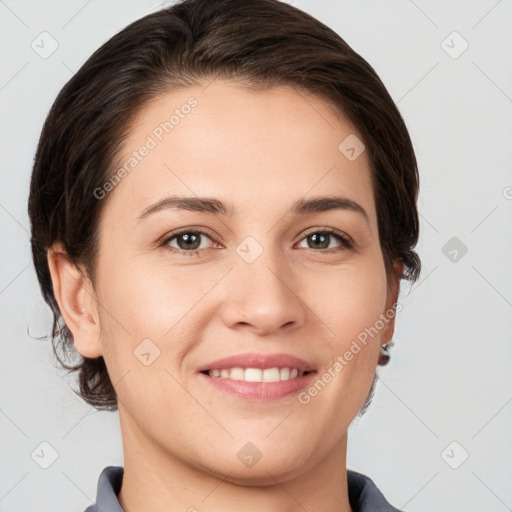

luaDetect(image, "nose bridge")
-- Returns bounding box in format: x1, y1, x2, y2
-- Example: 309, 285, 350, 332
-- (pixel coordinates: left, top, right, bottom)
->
221, 233, 305, 332
235, 233, 291, 293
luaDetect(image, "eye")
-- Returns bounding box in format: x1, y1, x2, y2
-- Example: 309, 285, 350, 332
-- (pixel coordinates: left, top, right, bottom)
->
160, 229, 217, 256
160, 226, 353, 257
297, 228, 352, 251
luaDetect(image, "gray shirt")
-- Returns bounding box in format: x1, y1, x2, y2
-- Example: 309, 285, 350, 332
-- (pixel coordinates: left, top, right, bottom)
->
84, 466, 403, 511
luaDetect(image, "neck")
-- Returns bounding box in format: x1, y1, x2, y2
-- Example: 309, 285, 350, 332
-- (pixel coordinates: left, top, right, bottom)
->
117, 405, 353, 512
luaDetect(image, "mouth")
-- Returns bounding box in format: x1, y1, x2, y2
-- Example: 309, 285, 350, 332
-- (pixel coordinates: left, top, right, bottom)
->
198, 367, 317, 401
200, 367, 314, 382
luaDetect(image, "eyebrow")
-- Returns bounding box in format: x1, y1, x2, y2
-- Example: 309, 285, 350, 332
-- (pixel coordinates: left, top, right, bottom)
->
136, 195, 369, 224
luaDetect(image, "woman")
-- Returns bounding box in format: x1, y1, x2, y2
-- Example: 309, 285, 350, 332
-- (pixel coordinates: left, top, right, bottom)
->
28, 0, 421, 510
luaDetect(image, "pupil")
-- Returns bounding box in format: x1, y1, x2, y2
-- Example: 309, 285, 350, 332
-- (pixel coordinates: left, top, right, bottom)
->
310, 233, 329, 249
179, 233, 200, 250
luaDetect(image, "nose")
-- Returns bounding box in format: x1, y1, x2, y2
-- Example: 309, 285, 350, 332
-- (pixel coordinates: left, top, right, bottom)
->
219, 245, 307, 336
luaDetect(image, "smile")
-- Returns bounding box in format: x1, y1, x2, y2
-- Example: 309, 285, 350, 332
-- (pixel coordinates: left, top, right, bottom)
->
202, 367, 310, 382
199, 368, 317, 401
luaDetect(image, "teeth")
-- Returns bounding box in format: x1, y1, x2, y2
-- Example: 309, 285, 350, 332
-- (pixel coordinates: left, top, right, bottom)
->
206, 367, 306, 382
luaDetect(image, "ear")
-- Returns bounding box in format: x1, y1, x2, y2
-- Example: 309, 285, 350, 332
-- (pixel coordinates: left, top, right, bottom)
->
380, 259, 403, 345
47, 242, 103, 358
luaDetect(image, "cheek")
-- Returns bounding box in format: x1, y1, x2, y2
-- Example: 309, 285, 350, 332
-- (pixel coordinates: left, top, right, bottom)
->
299, 283, 384, 430
302, 256, 387, 397
97, 256, 204, 334
303, 256, 388, 343
94, 258, 212, 382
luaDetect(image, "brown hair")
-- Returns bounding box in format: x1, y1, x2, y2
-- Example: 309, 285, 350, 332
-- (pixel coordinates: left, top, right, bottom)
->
28, 0, 421, 411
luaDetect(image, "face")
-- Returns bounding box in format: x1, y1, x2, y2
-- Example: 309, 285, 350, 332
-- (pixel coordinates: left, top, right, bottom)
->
71, 80, 400, 483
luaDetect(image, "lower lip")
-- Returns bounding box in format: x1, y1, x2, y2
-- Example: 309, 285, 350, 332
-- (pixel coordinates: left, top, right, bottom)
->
197, 371, 317, 401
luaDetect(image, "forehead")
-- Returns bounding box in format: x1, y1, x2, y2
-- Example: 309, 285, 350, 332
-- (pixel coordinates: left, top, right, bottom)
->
102, 80, 376, 226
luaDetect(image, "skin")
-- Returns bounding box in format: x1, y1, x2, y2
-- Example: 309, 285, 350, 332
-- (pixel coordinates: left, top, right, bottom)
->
48, 79, 402, 512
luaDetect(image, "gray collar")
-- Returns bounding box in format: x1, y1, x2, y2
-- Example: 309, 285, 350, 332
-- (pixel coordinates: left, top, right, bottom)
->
84, 466, 403, 512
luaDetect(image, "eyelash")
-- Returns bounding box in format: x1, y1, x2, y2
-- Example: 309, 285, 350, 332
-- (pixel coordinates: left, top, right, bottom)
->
159, 227, 353, 257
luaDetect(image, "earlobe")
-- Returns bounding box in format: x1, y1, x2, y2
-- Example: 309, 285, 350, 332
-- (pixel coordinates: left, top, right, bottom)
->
381, 260, 403, 344
47, 242, 103, 358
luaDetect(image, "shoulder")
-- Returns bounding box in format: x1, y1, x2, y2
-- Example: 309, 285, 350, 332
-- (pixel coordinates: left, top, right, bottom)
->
83, 466, 125, 512
347, 469, 404, 512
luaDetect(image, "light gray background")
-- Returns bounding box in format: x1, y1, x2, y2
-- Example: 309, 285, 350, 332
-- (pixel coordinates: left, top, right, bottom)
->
1, 0, 511, 511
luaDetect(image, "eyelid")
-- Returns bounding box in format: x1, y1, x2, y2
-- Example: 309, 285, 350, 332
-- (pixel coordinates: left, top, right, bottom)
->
298, 226, 353, 250
159, 226, 219, 249
160, 225, 354, 254
300, 226, 351, 242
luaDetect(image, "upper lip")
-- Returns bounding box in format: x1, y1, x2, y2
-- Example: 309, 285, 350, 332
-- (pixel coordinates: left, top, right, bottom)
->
196, 352, 316, 373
